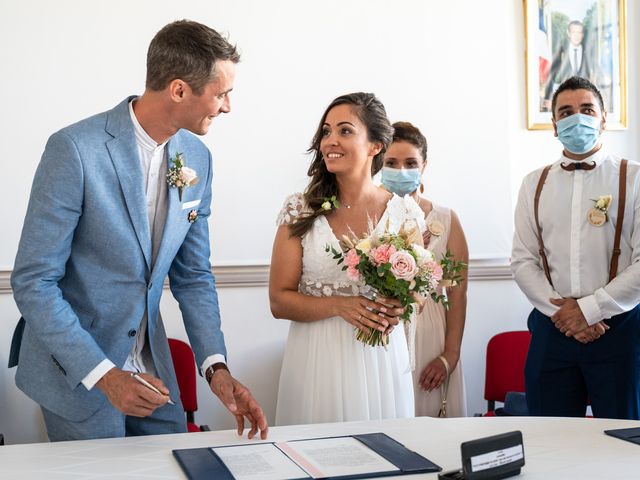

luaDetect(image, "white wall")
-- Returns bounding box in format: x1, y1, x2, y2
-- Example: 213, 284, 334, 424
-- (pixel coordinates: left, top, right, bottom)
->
0, 0, 637, 445
1, 0, 526, 266
0, 276, 531, 445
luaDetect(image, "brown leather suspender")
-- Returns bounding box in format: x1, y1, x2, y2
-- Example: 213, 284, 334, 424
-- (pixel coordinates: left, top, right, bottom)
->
533, 159, 628, 288
609, 159, 628, 281
534, 165, 553, 286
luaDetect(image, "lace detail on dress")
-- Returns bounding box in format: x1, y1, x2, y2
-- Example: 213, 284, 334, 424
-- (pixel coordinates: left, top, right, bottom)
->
299, 280, 371, 297
297, 194, 425, 300
276, 193, 312, 226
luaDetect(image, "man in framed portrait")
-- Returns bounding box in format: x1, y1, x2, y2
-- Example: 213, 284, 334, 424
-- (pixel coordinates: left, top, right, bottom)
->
542, 20, 593, 111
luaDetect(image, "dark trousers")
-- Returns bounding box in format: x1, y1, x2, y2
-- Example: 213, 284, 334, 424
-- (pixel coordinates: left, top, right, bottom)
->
525, 307, 640, 419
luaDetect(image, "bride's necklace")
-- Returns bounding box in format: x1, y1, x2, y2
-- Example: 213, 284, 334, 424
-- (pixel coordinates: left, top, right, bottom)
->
340, 195, 367, 210
340, 188, 379, 210
339, 197, 356, 209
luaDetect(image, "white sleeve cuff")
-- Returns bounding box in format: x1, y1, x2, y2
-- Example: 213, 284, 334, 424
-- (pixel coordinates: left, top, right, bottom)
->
200, 354, 227, 378
81, 359, 116, 390
577, 295, 603, 326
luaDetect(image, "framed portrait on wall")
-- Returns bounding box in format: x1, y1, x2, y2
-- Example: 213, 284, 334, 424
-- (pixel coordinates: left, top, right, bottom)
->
525, 0, 627, 129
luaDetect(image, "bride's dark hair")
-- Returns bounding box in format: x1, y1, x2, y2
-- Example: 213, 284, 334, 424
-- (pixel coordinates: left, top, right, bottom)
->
289, 92, 393, 238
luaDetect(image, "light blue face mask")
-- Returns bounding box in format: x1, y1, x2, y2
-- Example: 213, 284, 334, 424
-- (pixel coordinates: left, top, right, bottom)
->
555, 113, 602, 155
380, 167, 422, 196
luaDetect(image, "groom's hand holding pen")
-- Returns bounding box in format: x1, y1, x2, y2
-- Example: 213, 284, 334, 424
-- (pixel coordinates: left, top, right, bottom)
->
96, 367, 174, 417
131, 373, 176, 405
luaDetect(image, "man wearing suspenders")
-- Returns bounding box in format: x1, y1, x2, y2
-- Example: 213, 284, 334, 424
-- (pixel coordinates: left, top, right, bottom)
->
512, 76, 640, 419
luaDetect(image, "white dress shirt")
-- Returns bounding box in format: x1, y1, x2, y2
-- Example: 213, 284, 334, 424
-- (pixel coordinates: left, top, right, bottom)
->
512, 148, 640, 326
81, 100, 224, 390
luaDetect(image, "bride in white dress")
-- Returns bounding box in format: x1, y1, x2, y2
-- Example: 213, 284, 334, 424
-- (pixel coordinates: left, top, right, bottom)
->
270, 93, 424, 426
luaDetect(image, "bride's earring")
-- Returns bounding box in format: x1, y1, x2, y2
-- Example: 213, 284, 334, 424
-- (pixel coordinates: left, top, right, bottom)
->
420, 183, 424, 194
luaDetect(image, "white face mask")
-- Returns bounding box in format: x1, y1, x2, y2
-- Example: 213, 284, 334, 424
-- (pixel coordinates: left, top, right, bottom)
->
380, 167, 422, 196
556, 113, 601, 154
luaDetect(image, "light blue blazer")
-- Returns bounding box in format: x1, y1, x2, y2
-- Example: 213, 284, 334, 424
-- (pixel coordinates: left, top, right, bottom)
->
10, 97, 226, 422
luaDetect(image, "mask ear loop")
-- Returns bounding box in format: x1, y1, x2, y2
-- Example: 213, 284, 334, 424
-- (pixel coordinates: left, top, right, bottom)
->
419, 160, 427, 195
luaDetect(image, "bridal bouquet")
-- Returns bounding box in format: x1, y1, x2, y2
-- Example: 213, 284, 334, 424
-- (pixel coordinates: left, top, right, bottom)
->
326, 221, 465, 347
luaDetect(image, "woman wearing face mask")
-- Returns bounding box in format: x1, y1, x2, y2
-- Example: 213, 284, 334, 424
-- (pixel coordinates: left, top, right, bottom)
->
381, 121, 469, 417
270, 94, 425, 426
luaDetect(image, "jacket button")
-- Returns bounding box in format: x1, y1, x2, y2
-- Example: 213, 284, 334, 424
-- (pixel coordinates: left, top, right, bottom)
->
128, 329, 137, 337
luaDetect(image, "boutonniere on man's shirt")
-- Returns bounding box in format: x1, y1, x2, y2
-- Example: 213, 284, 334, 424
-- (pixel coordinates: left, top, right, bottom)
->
588, 194, 612, 227
167, 152, 199, 201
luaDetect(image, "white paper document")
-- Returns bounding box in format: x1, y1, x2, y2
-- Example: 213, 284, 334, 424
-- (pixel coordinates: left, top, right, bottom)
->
212, 443, 309, 480
277, 437, 400, 478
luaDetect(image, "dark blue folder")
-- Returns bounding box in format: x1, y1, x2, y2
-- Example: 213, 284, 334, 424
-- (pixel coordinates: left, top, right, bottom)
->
604, 427, 640, 446
173, 432, 441, 480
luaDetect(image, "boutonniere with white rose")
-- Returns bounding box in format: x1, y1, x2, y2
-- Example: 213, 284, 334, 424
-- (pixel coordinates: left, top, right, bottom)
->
166, 152, 199, 201
587, 194, 612, 227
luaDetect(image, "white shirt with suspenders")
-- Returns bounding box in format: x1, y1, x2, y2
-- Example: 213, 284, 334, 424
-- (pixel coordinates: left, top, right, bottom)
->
512, 148, 640, 325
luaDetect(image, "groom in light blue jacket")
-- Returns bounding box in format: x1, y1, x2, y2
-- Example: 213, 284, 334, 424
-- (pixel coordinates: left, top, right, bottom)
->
10, 20, 267, 441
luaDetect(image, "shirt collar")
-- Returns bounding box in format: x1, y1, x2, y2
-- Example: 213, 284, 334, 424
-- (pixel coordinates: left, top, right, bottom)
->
557, 146, 607, 169
128, 98, 168, 153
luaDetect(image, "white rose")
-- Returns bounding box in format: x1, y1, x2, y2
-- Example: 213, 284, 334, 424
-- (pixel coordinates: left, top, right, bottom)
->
322, 201, 332, 211
355, 238, 372, 254
596, 194, 612, 211
179, 167, 199, 187
412, 244, 434, 266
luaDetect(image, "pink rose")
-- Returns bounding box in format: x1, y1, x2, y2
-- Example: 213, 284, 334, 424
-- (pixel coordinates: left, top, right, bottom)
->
389, 251, 418, 281
346, 265, 360, 281
179, 166, 199, 186
369, 244, 397, 266
344, 248, 360, 268
425, 261, 443, 282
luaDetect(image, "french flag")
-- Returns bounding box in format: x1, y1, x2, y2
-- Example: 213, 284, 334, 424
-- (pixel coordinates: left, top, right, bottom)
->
538, 1, 551, 84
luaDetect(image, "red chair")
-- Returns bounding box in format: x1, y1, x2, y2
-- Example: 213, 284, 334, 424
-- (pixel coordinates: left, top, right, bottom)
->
483, 331, 531, 416
168, 338, 209, 432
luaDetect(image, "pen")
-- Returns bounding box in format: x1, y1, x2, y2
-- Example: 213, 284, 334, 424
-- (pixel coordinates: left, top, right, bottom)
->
131, 373, 176, 405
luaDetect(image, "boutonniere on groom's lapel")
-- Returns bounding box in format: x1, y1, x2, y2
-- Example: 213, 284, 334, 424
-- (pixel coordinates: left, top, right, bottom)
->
187, 210, 198, 223
588, 194, 612, 227
167, 152, 199, 201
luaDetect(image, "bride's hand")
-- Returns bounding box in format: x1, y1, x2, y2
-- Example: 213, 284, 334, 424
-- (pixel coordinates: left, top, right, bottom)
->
334, 296, 402, 334
372, 295, 404, 334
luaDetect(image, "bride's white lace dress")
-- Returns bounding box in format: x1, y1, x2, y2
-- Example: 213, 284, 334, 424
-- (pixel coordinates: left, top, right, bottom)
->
274, 193, 424, 426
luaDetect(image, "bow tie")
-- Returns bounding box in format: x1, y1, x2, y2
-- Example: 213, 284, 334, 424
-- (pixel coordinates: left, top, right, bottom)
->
560, 161, 596, 171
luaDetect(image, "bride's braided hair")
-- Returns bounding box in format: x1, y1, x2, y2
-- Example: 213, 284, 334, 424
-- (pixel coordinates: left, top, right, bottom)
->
289, 92, 393, 238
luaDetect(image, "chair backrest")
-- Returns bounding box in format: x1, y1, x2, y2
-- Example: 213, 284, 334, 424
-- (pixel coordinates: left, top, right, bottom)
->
484, 331, 531, 405
168, 338, 198, 413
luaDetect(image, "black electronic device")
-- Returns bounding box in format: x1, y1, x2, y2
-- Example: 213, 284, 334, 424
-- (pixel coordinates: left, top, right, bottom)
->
438, 431, 524, 480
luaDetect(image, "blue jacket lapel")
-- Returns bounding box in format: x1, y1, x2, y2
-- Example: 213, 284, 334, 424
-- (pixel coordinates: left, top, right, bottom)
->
152, 136, 183, 278
105, 98, 152, 270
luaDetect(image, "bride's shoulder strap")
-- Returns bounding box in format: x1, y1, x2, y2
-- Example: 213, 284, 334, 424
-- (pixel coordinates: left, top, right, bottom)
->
276, 192, 310, 226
